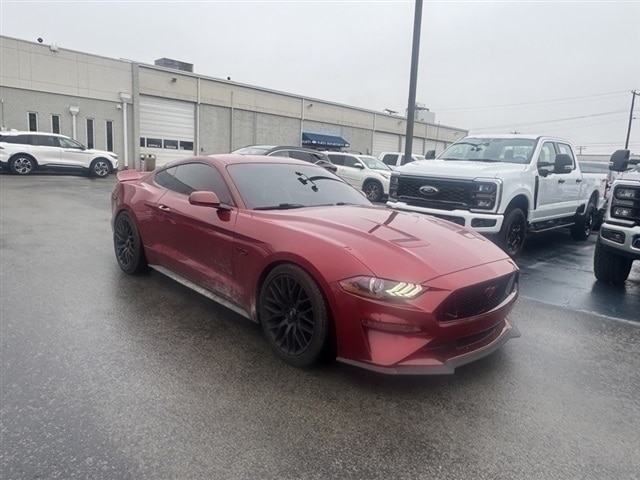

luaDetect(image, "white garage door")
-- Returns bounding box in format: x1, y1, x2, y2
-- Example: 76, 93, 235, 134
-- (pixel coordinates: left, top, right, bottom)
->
401, 136, 425, 156
140, 96, 195, 167
372, 132, 400, 157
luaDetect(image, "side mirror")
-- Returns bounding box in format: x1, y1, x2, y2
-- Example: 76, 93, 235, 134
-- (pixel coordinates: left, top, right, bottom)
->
609, 149, 630, 172
554, 154, 573, 174
189, 190, 221, 208
354, 163, 364, 169
425, 150, 436, 160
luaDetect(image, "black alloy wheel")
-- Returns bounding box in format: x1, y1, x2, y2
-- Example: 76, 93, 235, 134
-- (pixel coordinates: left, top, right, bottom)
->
498, 208, 526, 257
113, 212, 148, 274
259, 264, 329, 367
363, 180, 384, 202
570, 202, 595, 241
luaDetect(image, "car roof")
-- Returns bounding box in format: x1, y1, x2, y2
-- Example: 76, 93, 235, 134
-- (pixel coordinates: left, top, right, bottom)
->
199, 154, 319, 168
0, 131, 66, 137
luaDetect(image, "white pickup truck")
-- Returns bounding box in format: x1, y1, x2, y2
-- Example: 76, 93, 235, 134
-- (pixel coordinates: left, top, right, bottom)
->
387, 134, 607, 256
594, 149, 640, 284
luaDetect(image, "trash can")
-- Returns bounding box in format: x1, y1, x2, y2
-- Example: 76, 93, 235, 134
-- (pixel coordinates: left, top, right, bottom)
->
139, 154, 156, 172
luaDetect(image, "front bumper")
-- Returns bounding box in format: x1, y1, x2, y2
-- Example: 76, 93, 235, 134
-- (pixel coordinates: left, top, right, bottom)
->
387, 201, 504, 233
330, 258, 520, 375
598, 222, 640, 260
338, 320, 520, 375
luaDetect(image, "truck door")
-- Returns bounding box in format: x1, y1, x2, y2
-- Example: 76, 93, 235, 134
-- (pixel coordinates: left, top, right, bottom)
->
534, 141, 580, 219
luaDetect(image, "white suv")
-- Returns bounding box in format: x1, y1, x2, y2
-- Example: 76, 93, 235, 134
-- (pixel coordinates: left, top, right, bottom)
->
0, 131, 118, 177
325, 152, 392, 202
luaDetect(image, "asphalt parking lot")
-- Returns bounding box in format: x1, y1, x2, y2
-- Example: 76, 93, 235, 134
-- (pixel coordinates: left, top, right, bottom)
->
1, 172, 639, 479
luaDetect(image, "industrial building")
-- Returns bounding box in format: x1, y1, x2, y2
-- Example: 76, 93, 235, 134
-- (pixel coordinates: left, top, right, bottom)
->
0, 35, 467, 169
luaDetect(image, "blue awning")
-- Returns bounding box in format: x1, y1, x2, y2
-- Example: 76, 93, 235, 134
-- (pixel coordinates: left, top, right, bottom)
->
302, 132, 350, 149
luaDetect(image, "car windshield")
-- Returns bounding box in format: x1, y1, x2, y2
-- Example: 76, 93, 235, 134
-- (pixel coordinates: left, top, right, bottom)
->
232, 146, 274, 155
439, 138, 536, 164
359, 156, 392, 171
227, 163, 371, 210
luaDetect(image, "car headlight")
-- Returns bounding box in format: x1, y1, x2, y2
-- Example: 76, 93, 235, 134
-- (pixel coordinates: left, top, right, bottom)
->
339, 276, 425, 300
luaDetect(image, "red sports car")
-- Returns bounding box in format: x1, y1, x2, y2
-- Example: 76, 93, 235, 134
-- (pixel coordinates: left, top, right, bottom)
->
112, 154, 520, 374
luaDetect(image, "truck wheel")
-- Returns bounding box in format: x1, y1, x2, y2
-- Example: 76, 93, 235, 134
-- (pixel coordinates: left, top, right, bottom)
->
570, 201, 595, 240
497, 208, 526, 257
362, 180, 383, 202
593, 243, 633, 285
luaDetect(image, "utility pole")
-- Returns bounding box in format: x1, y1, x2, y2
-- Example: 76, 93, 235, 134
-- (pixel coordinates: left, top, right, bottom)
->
625, 90, 639, 149
403, 0, 423, 165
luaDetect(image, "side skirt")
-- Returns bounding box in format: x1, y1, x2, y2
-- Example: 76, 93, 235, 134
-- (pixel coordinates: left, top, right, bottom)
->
149, 264, 254, 322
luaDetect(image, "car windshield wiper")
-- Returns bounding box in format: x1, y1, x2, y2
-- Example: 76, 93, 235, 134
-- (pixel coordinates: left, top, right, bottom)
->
254, 203, 306, 210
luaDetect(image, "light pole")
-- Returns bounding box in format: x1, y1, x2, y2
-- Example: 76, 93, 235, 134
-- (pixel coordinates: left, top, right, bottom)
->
403, 0, 423, 165
625, 90, 639, 150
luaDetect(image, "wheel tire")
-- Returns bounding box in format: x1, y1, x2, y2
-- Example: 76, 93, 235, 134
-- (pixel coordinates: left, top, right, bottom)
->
90, 158, 111, 178
497, 208, 527, 257
363, 180, 383, 202
259, 264, 329, 367
9, 155, 36, 175
113, 211, 148, 274
570, 201, 595, 240
593, 242, 632, 285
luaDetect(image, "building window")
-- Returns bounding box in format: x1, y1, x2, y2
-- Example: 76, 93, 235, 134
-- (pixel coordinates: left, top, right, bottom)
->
51, 115, 61, 134
163, 139, 179, 150
28, 112, 38, 131
106, 121, 114, 152
86, 118, 95, 149
179, 140, 194, 151
146, 138, 162, 148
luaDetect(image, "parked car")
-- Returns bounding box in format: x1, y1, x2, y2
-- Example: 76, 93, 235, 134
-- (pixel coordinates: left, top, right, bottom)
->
231, 145, 337, 173
0, 131, 118, 177
325, 152, 392, 202
112, 154, 520, 374
378, 151, 426, 169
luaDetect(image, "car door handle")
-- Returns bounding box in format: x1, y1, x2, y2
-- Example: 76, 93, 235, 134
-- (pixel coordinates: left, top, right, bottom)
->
158, 204, 171, 212
575, 179, 582, 183
557, 179, 565, 184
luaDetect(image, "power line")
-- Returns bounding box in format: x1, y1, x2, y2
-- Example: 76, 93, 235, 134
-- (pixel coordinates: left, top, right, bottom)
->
471, 110, 628, 131
434, 90, 631, 112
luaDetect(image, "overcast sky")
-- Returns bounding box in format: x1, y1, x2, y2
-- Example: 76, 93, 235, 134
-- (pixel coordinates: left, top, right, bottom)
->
2, 1, 639, 154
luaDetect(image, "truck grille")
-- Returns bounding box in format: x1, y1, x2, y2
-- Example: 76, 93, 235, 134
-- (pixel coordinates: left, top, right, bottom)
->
610, 185, 640, 224
435, 272, 518, 322
390, 175, 498, 210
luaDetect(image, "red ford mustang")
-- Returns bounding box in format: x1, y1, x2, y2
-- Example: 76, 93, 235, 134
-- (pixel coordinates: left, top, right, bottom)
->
112, 154, 520, 374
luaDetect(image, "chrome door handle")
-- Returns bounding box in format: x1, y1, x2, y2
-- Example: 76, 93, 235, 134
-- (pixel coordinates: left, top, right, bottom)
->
158, 204, 171, 212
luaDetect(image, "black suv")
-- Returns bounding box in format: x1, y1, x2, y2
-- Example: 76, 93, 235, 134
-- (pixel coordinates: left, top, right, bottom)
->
231, 145, 337, 173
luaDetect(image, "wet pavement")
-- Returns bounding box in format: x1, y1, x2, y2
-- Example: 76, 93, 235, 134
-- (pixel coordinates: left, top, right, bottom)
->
1, 173, 639, 479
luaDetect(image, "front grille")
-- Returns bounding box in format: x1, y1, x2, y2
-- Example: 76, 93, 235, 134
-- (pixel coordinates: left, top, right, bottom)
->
396, 176, 476, 210
435, 272, 518, 322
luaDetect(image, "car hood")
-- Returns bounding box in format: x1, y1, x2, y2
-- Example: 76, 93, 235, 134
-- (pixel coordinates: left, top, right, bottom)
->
397, 159, 527, 178
86, 148, 117, 157
254, 205, 511, 283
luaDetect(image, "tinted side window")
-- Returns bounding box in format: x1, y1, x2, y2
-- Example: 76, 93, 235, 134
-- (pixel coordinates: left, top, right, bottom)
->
556, 143, 575, 166
288, 150, 314, 163
343, 156, 360, 168
156, 163, 233, 204
0, 134, 31, 144
381, 154, 397, 166
269, 150, 289, 158
328, 154, 346, 166
31, 135, 57, 147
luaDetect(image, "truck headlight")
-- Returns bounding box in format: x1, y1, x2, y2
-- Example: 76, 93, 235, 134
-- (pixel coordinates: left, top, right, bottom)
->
470, 181, 499, 210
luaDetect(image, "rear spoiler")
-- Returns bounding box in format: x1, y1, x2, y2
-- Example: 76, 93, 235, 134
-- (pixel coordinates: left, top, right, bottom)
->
116, 169, 148, 182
